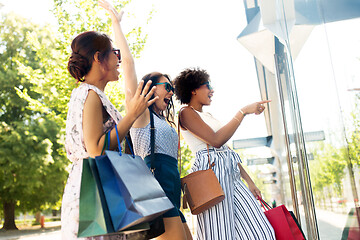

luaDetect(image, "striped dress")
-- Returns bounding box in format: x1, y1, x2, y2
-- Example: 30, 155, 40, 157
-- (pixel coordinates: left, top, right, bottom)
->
181, 110, 275, 240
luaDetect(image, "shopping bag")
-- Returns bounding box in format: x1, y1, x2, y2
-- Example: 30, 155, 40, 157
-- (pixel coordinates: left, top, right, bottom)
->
78, 133, 150, 238
259, 197, 306, 240
78, 157, 114, 237
95, 126, 174, 232
341, 207, 360, 240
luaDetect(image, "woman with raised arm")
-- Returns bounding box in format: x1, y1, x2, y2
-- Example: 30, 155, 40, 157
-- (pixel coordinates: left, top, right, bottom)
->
173, 67, 275, 240
99, 1, 192, 239
61, 1, 157, 239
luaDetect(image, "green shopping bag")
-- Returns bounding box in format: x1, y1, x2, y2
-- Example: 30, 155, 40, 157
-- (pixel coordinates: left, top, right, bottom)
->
78, 133, 150, 238
78, 157, 114, 237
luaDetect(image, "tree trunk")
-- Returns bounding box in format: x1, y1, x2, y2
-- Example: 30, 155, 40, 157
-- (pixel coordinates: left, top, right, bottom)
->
52, 209, 57, 217
2, 201, 18, 230
35, 211, 41, 224
328, 190, 333, 211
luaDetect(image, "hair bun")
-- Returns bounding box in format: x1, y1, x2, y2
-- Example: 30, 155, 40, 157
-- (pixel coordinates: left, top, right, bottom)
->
67, 52, 90, 82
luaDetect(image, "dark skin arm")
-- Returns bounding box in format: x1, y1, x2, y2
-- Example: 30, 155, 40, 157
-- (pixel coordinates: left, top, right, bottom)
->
179, 100, 271, 148
179, 100, 270, 198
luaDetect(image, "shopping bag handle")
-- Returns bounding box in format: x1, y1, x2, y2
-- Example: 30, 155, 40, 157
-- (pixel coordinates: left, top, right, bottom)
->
114, 124, 135, 158
100, 131, 110, 155
258, 196, 272, 210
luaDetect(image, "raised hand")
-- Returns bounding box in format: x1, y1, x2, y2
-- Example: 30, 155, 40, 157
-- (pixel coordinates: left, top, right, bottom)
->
98, 0, 123, 22
241, 100, 271, 115
125, 81, 158, 119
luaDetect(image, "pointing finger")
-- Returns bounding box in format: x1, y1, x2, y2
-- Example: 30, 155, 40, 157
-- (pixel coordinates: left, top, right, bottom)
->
259, 100, 272, 104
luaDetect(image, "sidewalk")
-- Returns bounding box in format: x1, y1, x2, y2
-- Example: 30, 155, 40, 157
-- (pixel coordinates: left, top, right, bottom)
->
0, 221, 61, 240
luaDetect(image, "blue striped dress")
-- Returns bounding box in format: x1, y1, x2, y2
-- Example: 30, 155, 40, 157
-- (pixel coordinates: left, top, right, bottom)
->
181, 110, 275, 240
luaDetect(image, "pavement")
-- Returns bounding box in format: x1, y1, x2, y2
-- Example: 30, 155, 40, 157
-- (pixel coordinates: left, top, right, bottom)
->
0, 209, 354, 240
0, 221, 61, 240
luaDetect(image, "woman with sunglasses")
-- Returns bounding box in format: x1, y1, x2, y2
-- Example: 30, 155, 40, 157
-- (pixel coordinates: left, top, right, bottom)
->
128, 74, 193, 240
173, 68, 275, 240
61, 1, 158, 239
99, 1, 192, 239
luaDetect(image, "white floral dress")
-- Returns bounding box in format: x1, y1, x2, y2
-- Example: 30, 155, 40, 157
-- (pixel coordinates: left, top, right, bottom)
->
61, 83, 125, 240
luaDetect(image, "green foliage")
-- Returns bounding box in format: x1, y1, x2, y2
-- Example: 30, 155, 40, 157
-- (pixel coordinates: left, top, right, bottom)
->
0, 12, 69, 220
348, 93, 360, 166
51, 0, 150, 113
0, 0, 151, 229
179, 141, 193, 178
309, 142, 347, 198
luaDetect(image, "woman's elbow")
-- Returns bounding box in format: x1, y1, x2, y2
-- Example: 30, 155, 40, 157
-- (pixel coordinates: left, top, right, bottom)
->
213, 143, 223, 148
208, 140, 223, 148
86, 146, 103, 158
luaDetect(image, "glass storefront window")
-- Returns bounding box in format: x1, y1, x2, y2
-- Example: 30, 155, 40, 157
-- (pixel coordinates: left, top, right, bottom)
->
276, 1, 360, 239
239, 0, 360, 239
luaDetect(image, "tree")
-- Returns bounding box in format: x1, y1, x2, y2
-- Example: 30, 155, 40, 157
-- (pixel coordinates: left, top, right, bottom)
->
309, 142, 347, 209
179, 141, 193, 178
0, 0, 151, 230
0, 13, 68, 230
348, 92, 360, 167
51, 0, 150, 109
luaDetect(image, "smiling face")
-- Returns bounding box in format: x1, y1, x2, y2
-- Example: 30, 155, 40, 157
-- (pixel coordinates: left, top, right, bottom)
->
152, 76, 174, 114
102, 47, 121, 82
193, 81, 214, 106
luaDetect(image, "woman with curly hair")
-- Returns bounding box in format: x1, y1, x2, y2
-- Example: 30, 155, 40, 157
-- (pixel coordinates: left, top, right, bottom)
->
173, 67, 275, 240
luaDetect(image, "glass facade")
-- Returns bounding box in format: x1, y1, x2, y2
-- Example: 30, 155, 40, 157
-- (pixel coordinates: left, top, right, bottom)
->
238, 0, 360, 239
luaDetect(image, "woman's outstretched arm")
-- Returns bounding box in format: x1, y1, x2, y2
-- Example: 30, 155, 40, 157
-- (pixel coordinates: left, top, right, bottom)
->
180, 100, 271, 148
98, 0, 137, 96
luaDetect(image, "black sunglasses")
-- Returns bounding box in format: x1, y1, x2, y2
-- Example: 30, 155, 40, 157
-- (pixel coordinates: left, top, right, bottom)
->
155, 82, 174, 93
201, 82, 213, 90
112, 48, 121, 61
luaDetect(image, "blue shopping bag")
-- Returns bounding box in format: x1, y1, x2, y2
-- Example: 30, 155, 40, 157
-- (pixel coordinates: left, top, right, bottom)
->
95, 126, 173, 232
78, 133, 150, 238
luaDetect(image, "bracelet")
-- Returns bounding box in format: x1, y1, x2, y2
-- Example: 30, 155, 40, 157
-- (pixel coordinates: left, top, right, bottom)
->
239, 109, 246, 116
233, 116, 241, 123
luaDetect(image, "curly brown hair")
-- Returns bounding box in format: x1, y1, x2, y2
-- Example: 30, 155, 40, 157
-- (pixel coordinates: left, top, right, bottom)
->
173, 67, 210, 104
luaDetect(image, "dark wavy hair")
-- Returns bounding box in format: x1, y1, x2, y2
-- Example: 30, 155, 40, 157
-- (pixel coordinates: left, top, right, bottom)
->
173, 67, 210, 104
141, 72, 175, 126
68, 31, 113, 82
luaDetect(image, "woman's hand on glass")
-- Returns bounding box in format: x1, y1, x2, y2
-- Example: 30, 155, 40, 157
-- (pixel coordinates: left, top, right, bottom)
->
98, 0, 123, 22
125, 80, 158, 119
241, 100, 271, 115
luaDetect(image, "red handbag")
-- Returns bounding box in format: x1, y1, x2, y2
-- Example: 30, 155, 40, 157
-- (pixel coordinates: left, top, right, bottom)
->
259, 197, 306, 240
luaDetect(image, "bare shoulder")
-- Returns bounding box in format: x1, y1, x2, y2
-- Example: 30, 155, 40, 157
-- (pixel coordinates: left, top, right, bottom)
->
85, 90, 101, 103
83, 90, 102, 113
179, 106, 204, 131
179, 106, 196, 118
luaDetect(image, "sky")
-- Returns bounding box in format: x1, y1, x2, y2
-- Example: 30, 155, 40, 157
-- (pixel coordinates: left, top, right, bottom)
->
0, 0, 267, 141
1, 0, 360, 150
